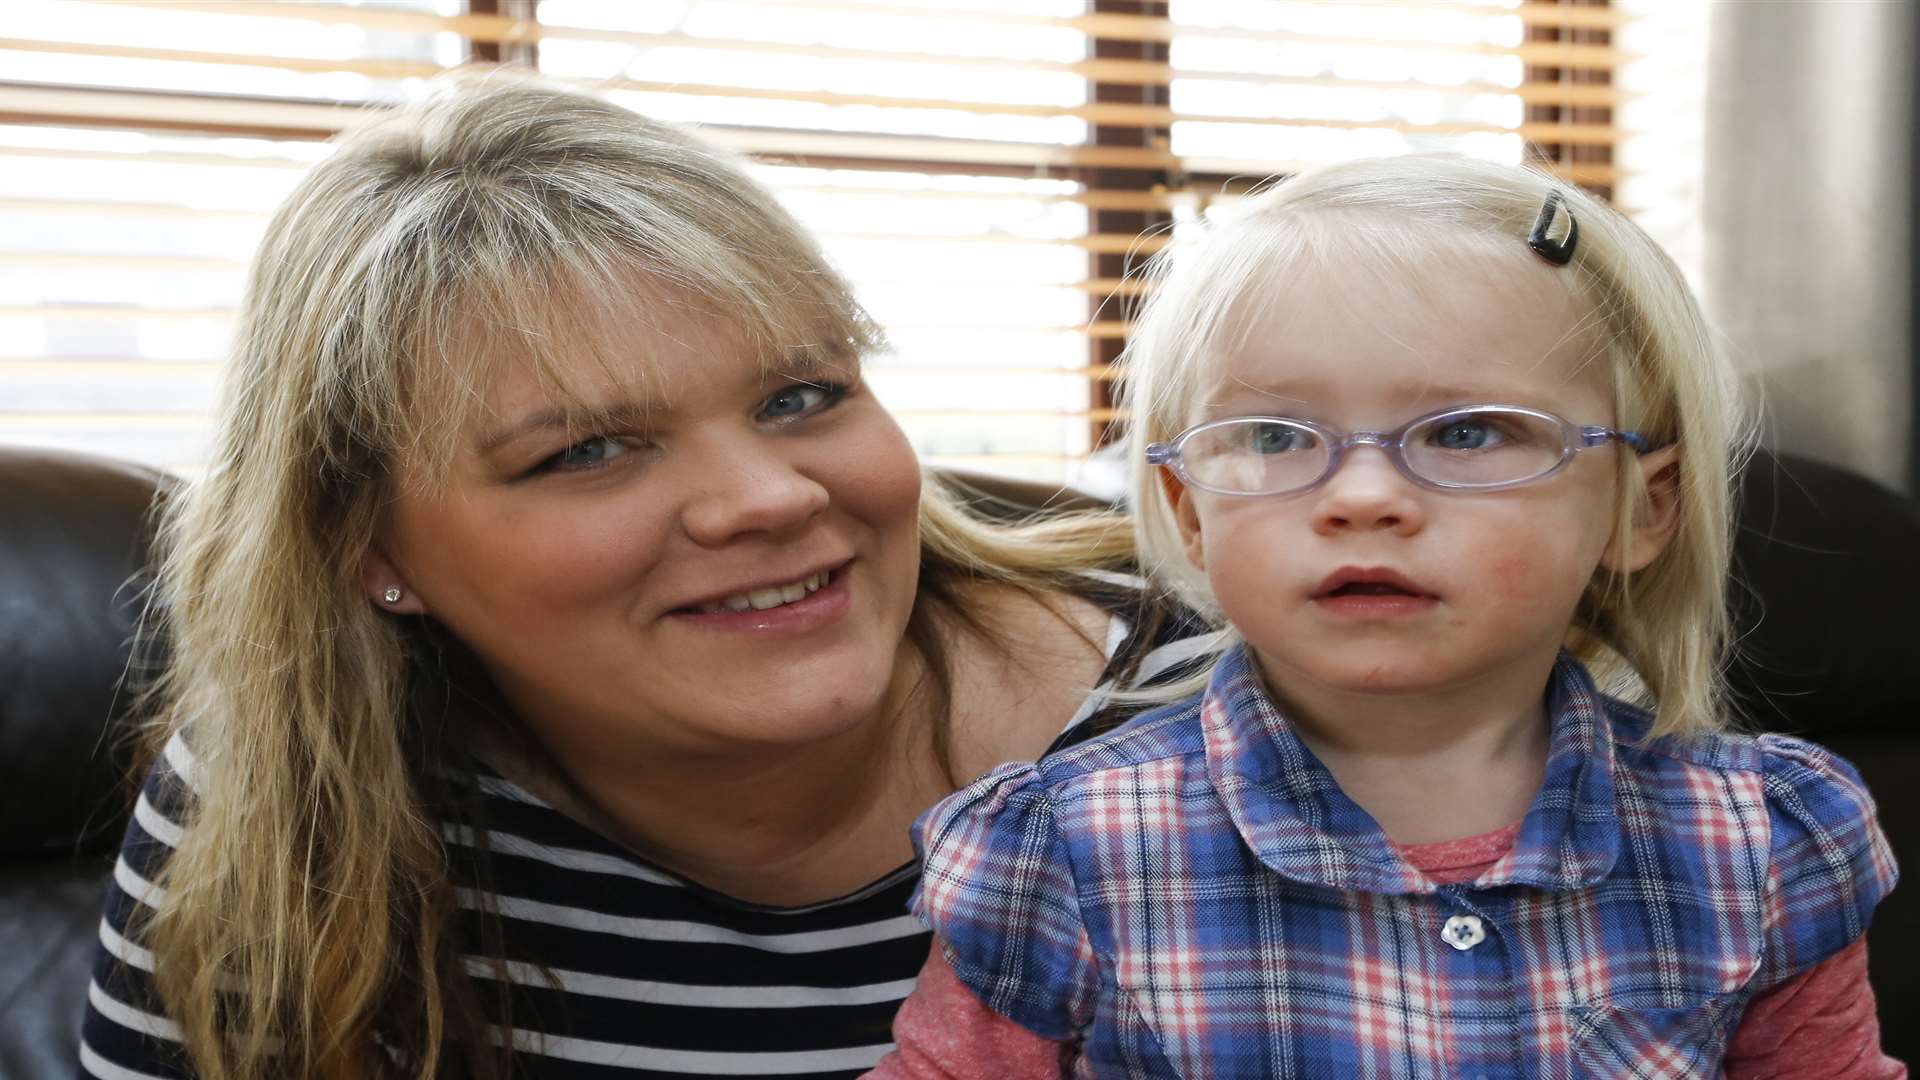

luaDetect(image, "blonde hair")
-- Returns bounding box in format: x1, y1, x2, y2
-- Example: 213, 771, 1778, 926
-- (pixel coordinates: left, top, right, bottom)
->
140, 74, 1131, 1080
1125, 154, 1747, 739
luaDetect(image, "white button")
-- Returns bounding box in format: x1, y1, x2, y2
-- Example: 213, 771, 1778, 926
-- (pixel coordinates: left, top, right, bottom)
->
1442, 914, 1486, 951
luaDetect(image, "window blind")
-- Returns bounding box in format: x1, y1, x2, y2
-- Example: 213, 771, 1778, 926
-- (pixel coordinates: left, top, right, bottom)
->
0, 0, 1621, 483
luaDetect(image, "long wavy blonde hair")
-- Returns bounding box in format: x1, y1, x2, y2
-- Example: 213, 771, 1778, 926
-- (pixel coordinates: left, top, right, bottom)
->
1125, 154, 1749, 738
140, 74, 1131, 1080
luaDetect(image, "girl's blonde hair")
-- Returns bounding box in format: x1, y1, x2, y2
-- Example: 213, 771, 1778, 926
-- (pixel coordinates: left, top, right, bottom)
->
1126, 153, 1747, 738
141, 73, 1130, 1080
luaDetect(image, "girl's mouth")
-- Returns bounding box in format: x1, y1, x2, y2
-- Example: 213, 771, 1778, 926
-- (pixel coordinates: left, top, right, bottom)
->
1325, 581, 1419, 598
1312, 566, 1433, 600
1311, 567, 1437, 617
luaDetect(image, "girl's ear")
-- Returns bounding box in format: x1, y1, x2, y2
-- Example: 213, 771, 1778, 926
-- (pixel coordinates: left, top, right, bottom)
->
361, 544, 431, 615
1599, 445, 1682, 574
1160, 468, 1209, 571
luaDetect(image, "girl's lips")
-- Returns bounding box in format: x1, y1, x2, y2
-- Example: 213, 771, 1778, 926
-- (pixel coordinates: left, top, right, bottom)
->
1311, 590, 1438, 617
1312, 566, 1432, 598
668, 562, 853, 635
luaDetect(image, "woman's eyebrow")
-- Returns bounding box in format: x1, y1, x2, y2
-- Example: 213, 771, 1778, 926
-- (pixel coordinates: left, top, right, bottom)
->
475, 402, 647, 453
772, 351, 851, 385
472, 353, 851, 452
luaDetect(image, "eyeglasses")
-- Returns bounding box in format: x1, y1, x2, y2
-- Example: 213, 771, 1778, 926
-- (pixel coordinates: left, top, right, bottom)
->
1144, 404, 1651, 498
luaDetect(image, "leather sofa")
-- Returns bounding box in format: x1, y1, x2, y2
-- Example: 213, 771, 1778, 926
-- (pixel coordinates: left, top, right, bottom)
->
5, 445, 1916, 1074
2, 448, 171, 1079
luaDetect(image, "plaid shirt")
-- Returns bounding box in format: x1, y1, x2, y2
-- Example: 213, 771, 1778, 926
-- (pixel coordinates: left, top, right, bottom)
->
911, 648, 1897, 1079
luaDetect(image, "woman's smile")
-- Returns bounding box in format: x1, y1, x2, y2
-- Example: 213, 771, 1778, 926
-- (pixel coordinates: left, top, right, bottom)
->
669, 561, 855, 635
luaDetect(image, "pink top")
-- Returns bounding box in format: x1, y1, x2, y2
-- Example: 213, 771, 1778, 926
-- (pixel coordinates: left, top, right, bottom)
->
868, 822, 1904, 1079
1393, 820, 1524, 884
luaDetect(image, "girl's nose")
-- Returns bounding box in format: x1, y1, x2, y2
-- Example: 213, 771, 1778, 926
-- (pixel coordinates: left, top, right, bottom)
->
1308, 447, 1426, 536
680, 446, 830, 546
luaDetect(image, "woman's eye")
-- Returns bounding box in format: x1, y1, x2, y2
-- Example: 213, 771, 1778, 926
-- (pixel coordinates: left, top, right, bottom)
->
539, 435, 632, 472
759, 381, 845, 421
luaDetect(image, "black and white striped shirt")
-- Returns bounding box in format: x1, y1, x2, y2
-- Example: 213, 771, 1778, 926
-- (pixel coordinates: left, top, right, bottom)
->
79, 579, 1214, 1079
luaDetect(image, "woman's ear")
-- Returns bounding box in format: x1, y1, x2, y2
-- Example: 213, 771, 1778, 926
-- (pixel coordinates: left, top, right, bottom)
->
1599, 445, 1683, 574
361, 544, 430, 615
1160, 468, 1209, 571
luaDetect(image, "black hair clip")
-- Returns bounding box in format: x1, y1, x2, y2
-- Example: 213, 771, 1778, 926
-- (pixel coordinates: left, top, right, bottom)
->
1527, 192, 1578, 266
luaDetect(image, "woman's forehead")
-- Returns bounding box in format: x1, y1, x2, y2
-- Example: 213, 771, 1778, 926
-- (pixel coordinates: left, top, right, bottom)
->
461, 269, 717, 374
381, 249, 872, 484
382, 286, 713, 476
475, 289, 742, 400
432, 283, 852, 445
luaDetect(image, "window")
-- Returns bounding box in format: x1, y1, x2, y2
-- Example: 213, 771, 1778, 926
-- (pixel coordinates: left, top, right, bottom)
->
1, 0, 1624, 483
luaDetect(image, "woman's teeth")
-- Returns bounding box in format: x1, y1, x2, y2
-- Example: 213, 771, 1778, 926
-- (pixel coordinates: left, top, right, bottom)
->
709, 572, 827, 613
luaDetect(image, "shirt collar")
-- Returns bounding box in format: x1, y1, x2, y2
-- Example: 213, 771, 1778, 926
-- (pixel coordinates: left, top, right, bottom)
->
1200, 646, 1622, 895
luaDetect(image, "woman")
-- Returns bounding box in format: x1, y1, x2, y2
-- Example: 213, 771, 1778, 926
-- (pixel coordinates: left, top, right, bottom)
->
78, 77, 1204, 1080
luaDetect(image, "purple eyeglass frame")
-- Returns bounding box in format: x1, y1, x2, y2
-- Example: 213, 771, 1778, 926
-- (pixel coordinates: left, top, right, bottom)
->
1143, 403, 1652, 497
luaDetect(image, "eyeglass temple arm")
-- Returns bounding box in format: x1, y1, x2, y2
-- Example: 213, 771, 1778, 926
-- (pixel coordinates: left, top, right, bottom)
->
1582, 426, 1651, 453
1144, 443, 1176, 466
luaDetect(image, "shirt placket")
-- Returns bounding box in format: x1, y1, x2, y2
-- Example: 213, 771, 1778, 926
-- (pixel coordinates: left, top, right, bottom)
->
1426, 885, 1535, 1080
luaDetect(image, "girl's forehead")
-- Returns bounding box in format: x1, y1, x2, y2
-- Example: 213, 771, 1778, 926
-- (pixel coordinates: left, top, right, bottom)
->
1201, 251, 1607, 415
1238, 240, 1582, 335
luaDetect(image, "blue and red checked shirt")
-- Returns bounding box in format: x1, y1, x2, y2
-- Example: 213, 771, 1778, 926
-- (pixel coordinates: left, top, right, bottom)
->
909, 648, 1898, 1079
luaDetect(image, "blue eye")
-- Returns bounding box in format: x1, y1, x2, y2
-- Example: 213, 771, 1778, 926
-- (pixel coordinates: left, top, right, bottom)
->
1249, 421, 1313, 454
1429, 420, 1506, 451
760, 381, 846, 422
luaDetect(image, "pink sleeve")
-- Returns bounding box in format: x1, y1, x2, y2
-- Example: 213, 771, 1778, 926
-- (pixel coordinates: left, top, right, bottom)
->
864, 940, 1073, 1080
1725, 936, 1906, 1080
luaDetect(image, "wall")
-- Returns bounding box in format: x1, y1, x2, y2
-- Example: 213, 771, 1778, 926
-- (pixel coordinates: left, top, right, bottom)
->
1704, 2, 1915, 494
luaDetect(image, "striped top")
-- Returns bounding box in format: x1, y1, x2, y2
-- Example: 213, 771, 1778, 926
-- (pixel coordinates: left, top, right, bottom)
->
78, 576, 1214, 1080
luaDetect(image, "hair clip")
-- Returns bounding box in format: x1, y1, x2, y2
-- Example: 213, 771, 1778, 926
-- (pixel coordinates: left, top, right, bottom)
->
1527, 192, 1578, 266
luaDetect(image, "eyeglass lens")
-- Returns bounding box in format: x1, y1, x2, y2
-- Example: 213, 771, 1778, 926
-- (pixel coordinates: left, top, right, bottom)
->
1178, 408, 1573, 495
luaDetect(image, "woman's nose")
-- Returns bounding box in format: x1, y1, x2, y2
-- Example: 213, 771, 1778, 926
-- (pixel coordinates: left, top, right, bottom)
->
1309, 447, 1426, 536
680, 446, 830, 546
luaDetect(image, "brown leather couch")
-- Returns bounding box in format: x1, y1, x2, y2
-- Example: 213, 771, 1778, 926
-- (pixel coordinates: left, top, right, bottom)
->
5, 446, 1915, 1074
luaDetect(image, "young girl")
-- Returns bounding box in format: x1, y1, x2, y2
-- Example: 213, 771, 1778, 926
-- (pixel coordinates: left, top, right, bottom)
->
868, 156, 1902, 1078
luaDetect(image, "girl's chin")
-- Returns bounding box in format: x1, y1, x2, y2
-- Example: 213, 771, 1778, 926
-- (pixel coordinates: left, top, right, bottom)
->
1252, 650, 1460, 698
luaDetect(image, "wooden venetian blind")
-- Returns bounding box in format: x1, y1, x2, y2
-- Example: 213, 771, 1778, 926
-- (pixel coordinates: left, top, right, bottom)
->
0, 0, 1621, 484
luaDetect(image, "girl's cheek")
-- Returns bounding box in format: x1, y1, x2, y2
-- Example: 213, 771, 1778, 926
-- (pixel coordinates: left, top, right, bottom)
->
1477, 538, 1594, 625
1485, 548, 1541, 591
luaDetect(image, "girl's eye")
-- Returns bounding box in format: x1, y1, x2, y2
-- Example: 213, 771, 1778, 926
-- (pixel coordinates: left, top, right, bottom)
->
539, 435, 633, 473
1429, 419, 1506, 451
759, 380, 846, 422
1248, 421, 1313, 454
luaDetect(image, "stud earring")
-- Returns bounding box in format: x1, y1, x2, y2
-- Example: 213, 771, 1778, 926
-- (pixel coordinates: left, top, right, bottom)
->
381, 586, 404, 605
